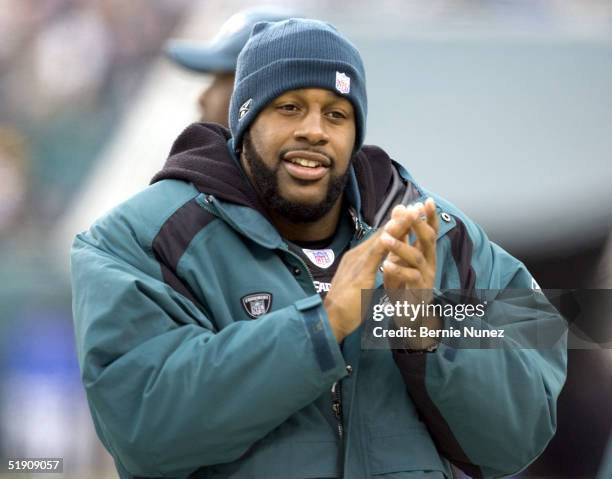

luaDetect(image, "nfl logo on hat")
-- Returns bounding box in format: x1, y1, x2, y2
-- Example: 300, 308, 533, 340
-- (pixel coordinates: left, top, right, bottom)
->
335, 71, 350, 94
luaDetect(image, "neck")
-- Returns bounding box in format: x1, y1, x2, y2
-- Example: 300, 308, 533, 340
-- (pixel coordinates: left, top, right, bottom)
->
267, 197, 344, 242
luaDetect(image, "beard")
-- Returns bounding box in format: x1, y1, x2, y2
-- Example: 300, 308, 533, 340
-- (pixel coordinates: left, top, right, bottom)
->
242, 132, 352, 223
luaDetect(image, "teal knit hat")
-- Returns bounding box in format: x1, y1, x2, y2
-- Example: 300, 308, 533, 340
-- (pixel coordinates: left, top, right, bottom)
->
229, 18, 367, 152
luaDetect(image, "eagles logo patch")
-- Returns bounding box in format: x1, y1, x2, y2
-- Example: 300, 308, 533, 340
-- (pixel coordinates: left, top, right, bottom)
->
241, 292, 272, 319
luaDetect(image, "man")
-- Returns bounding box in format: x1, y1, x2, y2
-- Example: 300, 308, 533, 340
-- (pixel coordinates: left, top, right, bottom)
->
165, 7, 412, 230
165, 6, 297, 124
71, 19, 566, 478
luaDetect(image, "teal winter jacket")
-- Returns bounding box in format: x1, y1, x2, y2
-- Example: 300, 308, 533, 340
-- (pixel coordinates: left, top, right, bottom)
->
71, 124, 567, 479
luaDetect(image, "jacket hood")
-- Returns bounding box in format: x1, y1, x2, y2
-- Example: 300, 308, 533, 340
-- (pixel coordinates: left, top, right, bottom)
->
151, 122, 397, 225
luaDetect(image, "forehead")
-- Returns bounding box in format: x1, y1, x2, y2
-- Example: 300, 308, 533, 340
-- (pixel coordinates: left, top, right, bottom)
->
273, 88, 353, 107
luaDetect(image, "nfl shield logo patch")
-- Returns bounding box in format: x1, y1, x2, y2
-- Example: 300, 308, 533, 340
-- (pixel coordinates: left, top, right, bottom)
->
303, 248, 335, 269
241, 292, 272, 319
335, 71, 350, 94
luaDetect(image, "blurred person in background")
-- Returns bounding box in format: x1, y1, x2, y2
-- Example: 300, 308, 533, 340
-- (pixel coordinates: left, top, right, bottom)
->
164, 5, 298, 125
0, 0, 191, 223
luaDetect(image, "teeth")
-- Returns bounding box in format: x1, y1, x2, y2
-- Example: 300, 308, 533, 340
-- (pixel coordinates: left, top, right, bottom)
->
290, 158, 321, 168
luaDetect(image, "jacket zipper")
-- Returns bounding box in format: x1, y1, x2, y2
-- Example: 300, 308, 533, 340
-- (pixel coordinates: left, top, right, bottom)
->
332, 363, 352, 476
201, 194, 365, 476
280, 210, 367, 476
349, 207, 373, 245
331, 380, 343, 439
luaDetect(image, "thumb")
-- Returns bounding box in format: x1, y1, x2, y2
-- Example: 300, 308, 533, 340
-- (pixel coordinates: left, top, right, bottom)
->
360, 229, 389, 274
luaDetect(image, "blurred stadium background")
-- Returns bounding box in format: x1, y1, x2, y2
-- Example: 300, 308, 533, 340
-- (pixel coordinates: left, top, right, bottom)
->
1, 0, 611, 477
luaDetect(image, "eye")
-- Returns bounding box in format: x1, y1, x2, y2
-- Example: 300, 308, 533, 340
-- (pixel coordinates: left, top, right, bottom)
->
326, 110, 347, 120
277, 103, 299, 113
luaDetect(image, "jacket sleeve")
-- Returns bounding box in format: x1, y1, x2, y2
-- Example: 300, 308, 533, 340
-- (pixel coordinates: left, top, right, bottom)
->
392, 217, 568, 479
71, 233, 346, 478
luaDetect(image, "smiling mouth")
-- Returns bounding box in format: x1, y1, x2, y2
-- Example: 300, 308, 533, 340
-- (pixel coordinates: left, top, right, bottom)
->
282, 150, 331, 169
281, 151, 331, 181
286, 157, 324, 168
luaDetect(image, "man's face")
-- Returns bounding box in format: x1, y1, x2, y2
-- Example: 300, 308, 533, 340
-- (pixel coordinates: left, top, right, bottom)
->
241, 88, 356, 223
198, 72, 235, 125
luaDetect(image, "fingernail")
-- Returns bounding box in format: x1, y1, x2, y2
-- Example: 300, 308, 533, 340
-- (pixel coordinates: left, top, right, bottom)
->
415, 202, 424, 212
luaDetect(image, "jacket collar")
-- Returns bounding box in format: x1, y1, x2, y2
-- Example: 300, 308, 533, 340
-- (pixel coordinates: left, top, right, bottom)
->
205, 148, 368, 250
152, 123, 395, 224
153, 122, 454, 244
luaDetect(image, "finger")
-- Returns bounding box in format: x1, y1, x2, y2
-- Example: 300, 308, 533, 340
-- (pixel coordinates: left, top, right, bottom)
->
385, 250, 401, 263
382, 260, 422, 286
410, 210, 436, 264
384, 205, 418, 240
390, 204, 408, 222
381, 232, 426, 271
382, 259, 403, 290
360, 229, 392, 274
424, 197, 439, 235
390, 204, 404, 220
383, 251, 402, 276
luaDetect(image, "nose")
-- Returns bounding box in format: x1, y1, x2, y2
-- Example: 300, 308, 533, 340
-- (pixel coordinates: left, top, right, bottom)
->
293, 110, 329, 146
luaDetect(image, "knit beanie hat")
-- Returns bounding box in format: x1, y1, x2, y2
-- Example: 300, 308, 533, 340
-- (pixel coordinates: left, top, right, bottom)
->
229, 18, 367, 152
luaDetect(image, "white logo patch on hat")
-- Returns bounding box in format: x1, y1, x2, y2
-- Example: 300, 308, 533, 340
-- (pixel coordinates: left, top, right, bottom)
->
335, 71, 350, 94
239, 98, 252, 120
303, 248, 335, 269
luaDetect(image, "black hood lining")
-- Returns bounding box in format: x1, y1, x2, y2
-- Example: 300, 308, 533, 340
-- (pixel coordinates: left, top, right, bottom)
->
151, 123, 399, 226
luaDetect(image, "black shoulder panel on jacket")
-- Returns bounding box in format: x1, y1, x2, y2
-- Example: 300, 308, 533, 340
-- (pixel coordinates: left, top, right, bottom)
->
392, 352, 484, 478
152, 198, 215, 308
353, 145, 395, 225
447, 215, 477, 297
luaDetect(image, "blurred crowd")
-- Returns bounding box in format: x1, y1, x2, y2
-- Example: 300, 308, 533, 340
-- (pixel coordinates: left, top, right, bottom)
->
0, 1, 194, 475
2, 0, 612, 248
3, 0, 612, 247
0, 0, 194, 245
